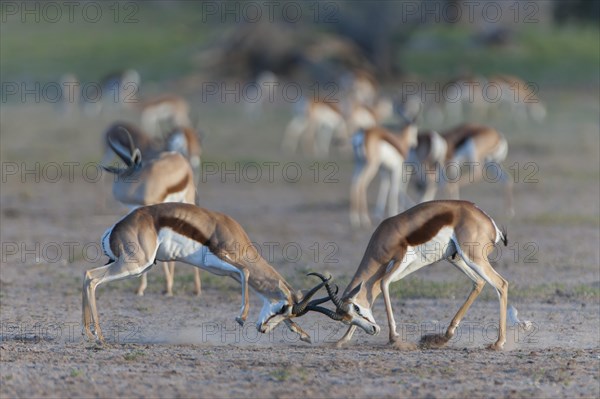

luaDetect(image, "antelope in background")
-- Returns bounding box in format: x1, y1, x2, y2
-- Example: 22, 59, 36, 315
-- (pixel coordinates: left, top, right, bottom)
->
350, 116, 418, 228
488, 74, 546, 123
83, 69, 141, 116
58, 73, 80, 116
282, 69, 394, 157
83, 202, 336, 343
282, 99, 349, 157
412, 123, 514, 218
139, 94, 193, 137
101, 127, 201, 297
309, 200, 530, 350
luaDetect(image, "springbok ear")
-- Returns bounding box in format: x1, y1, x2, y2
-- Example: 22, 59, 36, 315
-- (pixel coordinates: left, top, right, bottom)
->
346, 282, 363, 301
131, 148, 142, 165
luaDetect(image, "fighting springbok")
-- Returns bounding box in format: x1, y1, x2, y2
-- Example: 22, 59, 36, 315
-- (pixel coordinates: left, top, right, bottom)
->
309, 200, 529, 350
83, 202, 334, 343
350, 118, 418, 228
101, 128, 201, 297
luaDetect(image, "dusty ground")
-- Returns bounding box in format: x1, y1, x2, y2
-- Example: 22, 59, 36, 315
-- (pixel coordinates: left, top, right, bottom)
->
1, 90, 599, 398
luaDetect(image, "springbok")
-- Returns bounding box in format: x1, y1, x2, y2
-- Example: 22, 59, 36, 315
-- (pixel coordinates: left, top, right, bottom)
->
282, 99, 349, 157
101, 129, 201, 297
83, 202, 335, 343
409, 129, 448, 202
164, 125, 202, 186
350, 118, 418, 228
309, 200, 529, 350
139, 94, 192, 137
439, 124, 514, 217
58, 73, 80, 116
100, 122, 163, 166
487, 74, 546, 123
83, 69, 140, 116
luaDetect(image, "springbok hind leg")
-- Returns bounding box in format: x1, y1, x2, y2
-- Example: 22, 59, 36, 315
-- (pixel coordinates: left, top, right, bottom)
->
163, 262, 174, 296
460, 253, 508, 350
136, 272, 148, 296
420, 255, 485, 348
83, 258, 152, 343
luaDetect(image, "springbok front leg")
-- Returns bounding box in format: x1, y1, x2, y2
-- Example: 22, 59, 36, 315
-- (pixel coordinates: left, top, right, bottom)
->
380, 260, 402, 343
284, 319, 311, 343
194, 268, 201, 297
236, 268, 250, 326
335, 325, 357, 348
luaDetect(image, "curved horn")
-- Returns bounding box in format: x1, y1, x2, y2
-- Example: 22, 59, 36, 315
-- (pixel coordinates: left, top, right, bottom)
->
291, 273, 332, 316
294, 284, 339, 317
119, 126, 136, 155
107, 128, 134, 167
307, 272, 344, 310
100, 164, 126, 175
305, 305, 343, 321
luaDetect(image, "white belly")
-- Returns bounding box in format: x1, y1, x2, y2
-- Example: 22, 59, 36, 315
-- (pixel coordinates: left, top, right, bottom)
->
155, 228, 239, 276
389, 227, 456, 282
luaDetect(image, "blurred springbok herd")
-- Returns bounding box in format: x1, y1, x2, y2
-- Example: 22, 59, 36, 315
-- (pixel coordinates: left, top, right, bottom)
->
67, 66, 537, 350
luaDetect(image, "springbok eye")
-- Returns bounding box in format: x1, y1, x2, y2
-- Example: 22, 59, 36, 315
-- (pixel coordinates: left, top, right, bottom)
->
353, 304, 361, 314
279, 305, 289, 314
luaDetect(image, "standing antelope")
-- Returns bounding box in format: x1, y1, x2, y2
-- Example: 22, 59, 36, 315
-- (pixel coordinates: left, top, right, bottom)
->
83, 202, 334, 343
488, 74, 546, 123
439, 124, 514, 217
83, 69, 141, 116
282, 99, 349, 157
409, 130, 448, 202
350, 119, 418, 228
58, 73, 80, 116
102, 129, 201, 297
139, 94, 192, 137
165, 125, 202, 184
311, 200, 527, 350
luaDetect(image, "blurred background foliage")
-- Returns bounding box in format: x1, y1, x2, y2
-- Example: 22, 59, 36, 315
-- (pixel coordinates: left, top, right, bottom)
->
1, 0, 598, 90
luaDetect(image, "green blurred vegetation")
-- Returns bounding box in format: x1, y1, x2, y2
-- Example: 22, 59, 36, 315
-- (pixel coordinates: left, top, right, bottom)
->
403, 25, 600, 86
1, 3, 598, 87
0, 4, 210, 82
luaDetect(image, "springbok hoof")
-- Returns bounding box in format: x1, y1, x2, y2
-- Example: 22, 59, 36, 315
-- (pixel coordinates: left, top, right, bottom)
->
419, 333, 450, 349
486, 342, 504, 351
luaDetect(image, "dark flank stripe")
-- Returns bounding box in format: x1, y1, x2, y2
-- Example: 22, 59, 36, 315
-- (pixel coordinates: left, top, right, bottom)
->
156, 216, 210, 246
160, 174, 190, 202
405, 212, 454, 246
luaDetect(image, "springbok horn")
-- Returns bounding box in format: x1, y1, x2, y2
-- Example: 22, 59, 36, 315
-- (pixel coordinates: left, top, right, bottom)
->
291, 273, 332, 315
120, 126, 137, 156
294, 284, 339, 317
100, 164, 126, 175
305, 305, 343, 321
307, 272, 343, 310
107, 128, 134, 167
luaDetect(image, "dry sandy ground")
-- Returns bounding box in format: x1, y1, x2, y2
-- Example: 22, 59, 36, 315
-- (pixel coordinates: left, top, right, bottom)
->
1, 94, 599, 398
